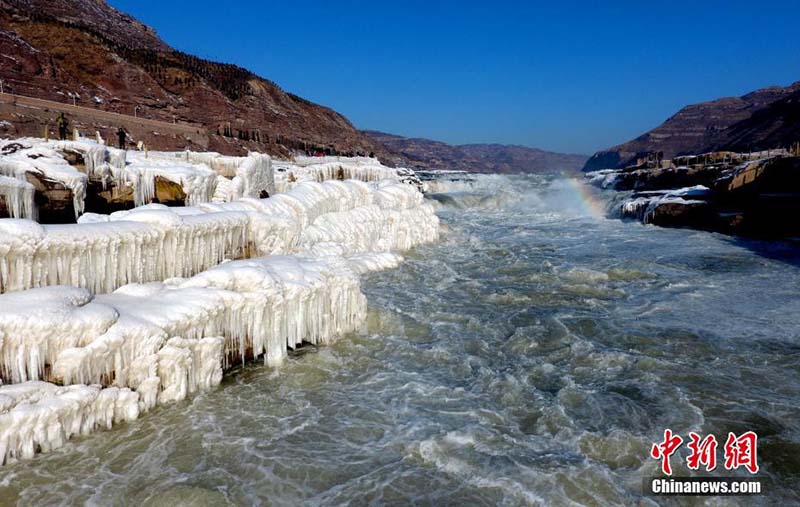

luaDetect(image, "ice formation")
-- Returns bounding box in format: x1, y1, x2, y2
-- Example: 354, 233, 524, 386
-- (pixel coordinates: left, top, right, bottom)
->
273, 157, 417, 193
0, 213, 250, 294
0, 139, 278, 219
0, 168, 439, 464
1, 137, 428, 225
0, 254, 370, 384
62, 143, 274, 207
0, 139, 88, 218
50, 139, 127, 186
0, 175, 35, 219
122, 151, 219, 206
584, 169, 622, 189
0, 251, 413, 465
0, 179, 437, 293
177, 151, 274, 199
619, 186, 711, 223
0, 381, 140, 465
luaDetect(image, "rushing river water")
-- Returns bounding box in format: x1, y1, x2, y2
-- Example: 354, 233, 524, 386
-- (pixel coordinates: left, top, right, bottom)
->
2, 175, 800, 506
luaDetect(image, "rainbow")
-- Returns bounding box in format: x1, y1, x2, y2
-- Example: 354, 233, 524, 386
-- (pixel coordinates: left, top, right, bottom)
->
562, 177, 608, 219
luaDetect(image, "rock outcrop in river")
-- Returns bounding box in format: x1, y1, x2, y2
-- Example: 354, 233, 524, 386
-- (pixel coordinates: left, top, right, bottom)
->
588, 150, 800, 238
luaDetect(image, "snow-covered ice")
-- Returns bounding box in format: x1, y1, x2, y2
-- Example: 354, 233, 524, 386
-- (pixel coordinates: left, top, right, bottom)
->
0, 139, 88, 218
0, 159, 439, 464
273, 157, 407, 193
0, 250, 418, 465
0, 179, 437, 293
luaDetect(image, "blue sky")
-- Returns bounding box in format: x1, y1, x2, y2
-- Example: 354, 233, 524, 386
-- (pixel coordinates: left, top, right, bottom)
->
109, 0, 800, 154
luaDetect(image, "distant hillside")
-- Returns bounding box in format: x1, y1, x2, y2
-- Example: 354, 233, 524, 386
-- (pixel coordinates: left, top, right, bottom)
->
584, 81, 800, 171
366, 131, 587, 174
0, 0, 389, 158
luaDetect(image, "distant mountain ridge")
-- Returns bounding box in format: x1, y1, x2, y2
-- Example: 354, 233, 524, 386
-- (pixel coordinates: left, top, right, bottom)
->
584, 81, 800, 171
365, 131, 587, 174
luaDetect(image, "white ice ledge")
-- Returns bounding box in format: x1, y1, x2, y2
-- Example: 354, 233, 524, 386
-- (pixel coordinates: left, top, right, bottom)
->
0, 179, 438, 294
0, 177, 438, 465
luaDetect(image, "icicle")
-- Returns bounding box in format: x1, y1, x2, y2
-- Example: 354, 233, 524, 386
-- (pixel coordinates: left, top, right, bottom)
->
0, 382, 140, 465
0, 178, 436, 295
0, 176, 35, 219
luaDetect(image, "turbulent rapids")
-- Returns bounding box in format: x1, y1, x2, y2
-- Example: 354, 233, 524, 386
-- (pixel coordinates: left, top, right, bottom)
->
1, 171, 799, 505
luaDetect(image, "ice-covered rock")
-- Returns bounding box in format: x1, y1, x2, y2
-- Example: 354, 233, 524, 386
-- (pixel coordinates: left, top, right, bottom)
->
585, 169, 623, 189
0, 139, 88, 218
149, 150, 274, 201
0, 139, 276, 219
0, 286, 118, 383
619, 186, 712, 226
0, 215, 248, 294
124, 151, 217, 206
1, 138, 423, 226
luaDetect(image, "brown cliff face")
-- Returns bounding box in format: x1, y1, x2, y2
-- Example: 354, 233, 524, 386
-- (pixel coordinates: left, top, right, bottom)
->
0, 0, 389, 158
719, 87, 800, 153
583, 81, 800, 171
365, 131, 587, 174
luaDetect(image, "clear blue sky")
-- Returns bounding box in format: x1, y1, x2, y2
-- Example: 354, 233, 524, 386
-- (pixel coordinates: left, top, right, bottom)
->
109, 0, 800, 154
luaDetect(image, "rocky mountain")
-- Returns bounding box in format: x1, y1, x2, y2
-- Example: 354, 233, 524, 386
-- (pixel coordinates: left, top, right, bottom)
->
0, 0, 389, 158
365, 131, 587, 173
584, 81, 800, 171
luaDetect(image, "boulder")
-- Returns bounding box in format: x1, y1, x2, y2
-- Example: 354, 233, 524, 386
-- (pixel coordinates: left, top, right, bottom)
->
85, 176, 187, 214
646, 199, 715, 229
619, 186, 713, 229
153, 177, 187, 205
25, 172, 76, 224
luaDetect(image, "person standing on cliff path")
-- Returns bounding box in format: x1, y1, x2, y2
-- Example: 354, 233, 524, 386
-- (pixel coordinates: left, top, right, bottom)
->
56, 113, 69, 140
117, 127, 127, 150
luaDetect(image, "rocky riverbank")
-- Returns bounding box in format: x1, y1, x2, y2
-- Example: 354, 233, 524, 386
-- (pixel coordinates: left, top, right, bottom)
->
587, 151, 800, 238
